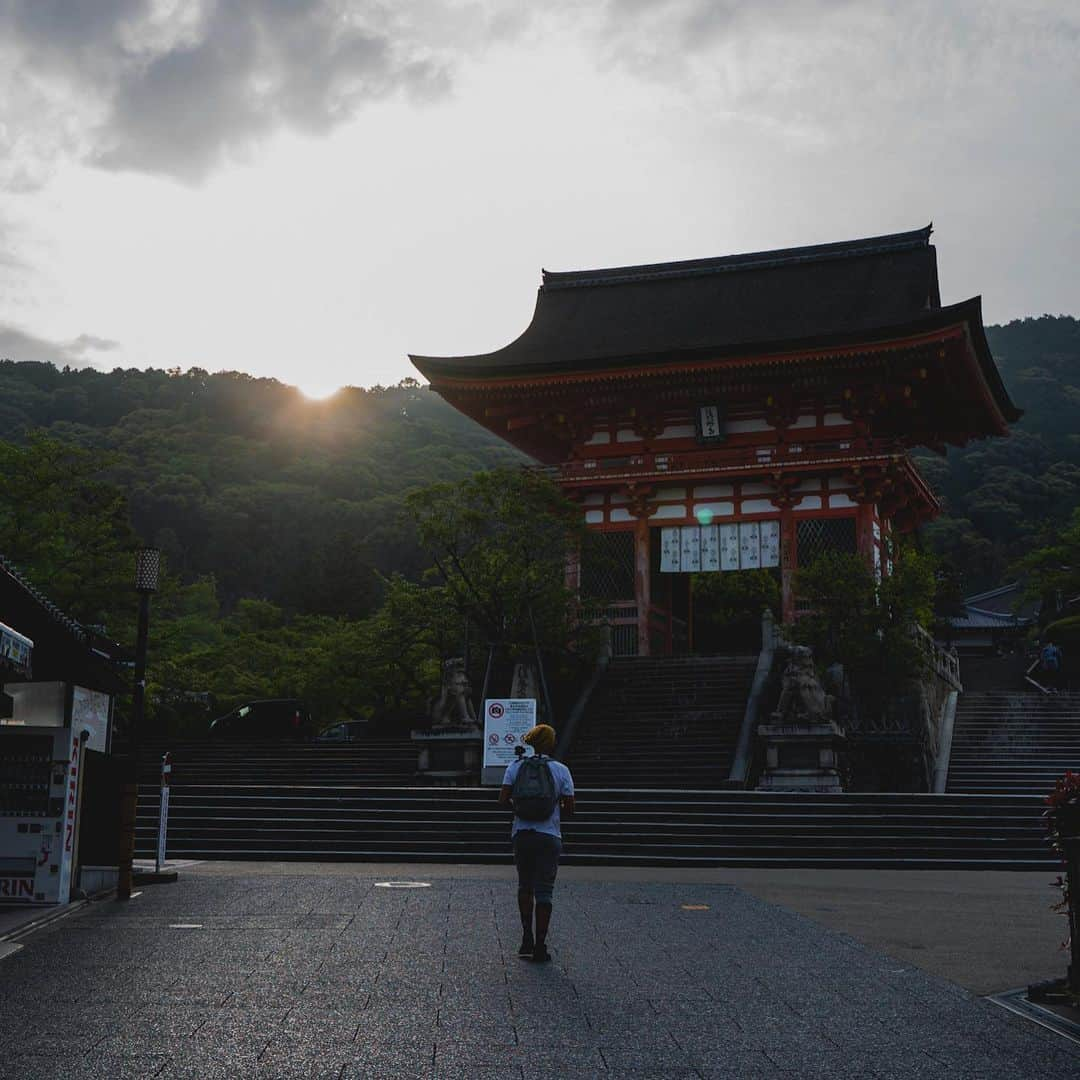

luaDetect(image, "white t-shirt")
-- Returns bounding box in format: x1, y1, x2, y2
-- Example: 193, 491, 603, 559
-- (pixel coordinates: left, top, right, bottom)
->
502, 756, 575, 839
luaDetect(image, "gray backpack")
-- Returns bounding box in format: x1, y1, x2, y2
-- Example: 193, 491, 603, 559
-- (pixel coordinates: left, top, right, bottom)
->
511, 755, 559, 821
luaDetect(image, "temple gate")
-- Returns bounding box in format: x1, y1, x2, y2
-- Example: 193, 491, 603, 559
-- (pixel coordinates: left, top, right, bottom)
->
412, 227, 1018, 655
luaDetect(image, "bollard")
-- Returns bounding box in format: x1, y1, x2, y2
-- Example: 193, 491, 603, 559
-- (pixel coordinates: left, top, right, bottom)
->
156, 752, 171, 874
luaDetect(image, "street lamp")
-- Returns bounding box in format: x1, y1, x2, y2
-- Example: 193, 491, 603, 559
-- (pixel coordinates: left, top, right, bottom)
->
118, 547, 160, 900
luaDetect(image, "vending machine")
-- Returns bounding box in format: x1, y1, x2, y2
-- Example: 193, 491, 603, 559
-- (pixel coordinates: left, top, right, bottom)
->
0, 683, 110, 905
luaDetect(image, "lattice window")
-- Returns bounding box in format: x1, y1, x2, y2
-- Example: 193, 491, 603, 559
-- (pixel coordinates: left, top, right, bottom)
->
580, 531, 635, 602
796, 516, 857, 566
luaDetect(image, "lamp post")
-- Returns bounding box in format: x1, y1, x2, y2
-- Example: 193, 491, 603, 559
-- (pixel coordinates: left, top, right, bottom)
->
118, 547, 160, 900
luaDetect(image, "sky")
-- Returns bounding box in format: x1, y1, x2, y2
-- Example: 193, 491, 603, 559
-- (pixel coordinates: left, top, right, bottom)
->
0, 2, 1077, 398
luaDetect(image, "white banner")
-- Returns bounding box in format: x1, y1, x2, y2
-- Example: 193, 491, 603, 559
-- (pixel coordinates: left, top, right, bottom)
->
680, 526, 701, 572
700, 525, 720, 572
658, 520, 782, 574
738, 521, 761, 569
761, 520, 781, 568
660, 527, 681, 573
482, 699, 537, 770
720, 524, 740, 570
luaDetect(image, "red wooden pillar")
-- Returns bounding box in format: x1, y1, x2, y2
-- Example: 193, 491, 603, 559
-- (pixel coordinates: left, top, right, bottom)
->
634, 514, 651, 656
780, 510, 796, 624
855, 502, 876, 566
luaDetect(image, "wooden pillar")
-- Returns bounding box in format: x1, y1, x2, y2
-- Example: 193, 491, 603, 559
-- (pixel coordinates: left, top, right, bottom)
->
780, 509, 796, 624
634, 515, 651, 656
855, 502, 876, 566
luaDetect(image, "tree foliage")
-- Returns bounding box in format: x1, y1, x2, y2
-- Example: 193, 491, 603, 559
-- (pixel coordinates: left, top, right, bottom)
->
407, 468, 588, 657
914, 315, 1080, 592
791, 548, 937, 712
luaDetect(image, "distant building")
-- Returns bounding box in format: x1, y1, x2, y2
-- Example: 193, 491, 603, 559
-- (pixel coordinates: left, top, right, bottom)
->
945, 582, 1035, 652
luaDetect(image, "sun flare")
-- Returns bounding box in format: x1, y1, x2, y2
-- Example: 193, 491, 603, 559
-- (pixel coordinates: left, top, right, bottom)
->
297, 383, 340, 401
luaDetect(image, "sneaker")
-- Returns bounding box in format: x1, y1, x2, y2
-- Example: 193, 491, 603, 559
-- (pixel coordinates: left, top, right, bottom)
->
531, 942, 551, 963
517, 933, 534, 957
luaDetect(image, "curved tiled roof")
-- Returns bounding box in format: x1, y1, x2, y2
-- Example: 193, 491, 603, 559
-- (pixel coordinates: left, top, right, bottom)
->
412, 227, 944, 377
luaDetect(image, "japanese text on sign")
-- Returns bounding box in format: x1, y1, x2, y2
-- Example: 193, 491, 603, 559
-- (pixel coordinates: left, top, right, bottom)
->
483, 699, 537, 769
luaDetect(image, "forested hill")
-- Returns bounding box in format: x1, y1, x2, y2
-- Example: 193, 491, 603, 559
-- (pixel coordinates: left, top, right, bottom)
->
1, 313, 1078, 614
916, 314, 1080, 589
0, 363, 521, 618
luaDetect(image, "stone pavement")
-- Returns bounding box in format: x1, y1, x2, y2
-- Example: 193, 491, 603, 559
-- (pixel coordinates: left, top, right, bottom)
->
1, 867, 1078, 1079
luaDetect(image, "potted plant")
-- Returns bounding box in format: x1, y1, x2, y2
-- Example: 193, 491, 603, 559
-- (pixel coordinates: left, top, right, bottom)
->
1043, 771, 1080, 995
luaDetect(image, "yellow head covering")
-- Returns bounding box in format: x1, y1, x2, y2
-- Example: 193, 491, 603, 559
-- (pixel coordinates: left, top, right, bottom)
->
523, 723, 556, 755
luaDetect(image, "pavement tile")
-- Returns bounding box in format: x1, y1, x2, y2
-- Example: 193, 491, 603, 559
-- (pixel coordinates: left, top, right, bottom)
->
3, 870, 1080, 1080
3, 1053, 169, 1079
255, 1042, 353, 1078
155, 1044, 272, 1079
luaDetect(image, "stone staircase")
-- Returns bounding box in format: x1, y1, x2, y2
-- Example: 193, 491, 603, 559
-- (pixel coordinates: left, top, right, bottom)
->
565, 655, 759, 789
136, 736, 418, 787
946, 690, 1080, 796
135, 785, 1053, 869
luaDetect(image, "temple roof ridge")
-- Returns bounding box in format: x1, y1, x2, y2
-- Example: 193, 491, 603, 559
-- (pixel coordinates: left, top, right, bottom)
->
541, 225, 934, 291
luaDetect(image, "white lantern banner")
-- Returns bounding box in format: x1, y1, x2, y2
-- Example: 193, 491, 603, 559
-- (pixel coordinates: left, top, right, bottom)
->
660, 527, 681, 573
739, 521, 761, 569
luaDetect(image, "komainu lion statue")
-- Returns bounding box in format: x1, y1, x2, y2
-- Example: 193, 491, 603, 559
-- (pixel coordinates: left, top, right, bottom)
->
772, 646, 834, 726
430, 657, 478, 729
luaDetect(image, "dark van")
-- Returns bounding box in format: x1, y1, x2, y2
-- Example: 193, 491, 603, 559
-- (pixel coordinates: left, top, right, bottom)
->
208, 699, 312, 740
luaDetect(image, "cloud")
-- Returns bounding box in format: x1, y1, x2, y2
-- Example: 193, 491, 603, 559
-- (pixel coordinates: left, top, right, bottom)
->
592, 0, 1080, 148
0, 324, 121, 368
0, 0, 476, 185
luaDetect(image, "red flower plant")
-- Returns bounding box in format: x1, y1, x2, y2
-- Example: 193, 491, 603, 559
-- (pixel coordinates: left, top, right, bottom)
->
1044, 771, 1080, 938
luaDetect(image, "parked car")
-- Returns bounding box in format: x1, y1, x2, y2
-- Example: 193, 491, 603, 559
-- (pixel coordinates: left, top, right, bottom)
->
208, 699, 312, 740
314, 720, 370, 743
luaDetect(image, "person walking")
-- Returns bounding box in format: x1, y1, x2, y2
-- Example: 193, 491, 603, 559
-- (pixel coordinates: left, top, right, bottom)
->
498, 723, 575, 963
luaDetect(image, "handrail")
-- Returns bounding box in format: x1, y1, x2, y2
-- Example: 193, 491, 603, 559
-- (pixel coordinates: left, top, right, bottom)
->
931, 690, 959, 793
1024, 657, 1053, 695
914, 623, 962, 691
728, 610, 778, 787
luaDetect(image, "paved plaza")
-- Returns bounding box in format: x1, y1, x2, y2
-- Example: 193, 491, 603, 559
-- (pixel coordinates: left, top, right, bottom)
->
1, 864, 1078, 1078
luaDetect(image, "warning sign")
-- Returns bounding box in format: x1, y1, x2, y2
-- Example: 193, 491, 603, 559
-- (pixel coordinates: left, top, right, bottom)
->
482, 698, 537, 770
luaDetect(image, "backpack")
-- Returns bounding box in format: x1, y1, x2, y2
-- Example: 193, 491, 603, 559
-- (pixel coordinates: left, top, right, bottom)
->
510, 755, 559, 821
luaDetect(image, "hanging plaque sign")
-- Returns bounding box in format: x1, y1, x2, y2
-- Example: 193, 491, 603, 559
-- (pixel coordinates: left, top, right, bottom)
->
696, 404, 725, 443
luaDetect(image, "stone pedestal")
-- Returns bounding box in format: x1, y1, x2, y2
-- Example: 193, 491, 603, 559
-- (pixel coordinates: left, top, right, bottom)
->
756, 721, 845, 792
411, 726, 482, 785
756, 645, 845, 793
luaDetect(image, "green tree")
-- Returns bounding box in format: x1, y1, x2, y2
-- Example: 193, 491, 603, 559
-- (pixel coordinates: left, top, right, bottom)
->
792, 547, 937, 713
406, 468, 588, 657
0, 433, 138, 634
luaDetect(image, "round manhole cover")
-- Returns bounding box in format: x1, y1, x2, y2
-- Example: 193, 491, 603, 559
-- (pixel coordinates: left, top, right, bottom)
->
374, 881, 432, 889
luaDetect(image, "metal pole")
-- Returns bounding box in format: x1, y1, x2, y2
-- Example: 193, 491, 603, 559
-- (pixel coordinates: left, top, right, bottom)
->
479, 643, 497, 707
118, 589, 151, 900
156, 752, 171, 874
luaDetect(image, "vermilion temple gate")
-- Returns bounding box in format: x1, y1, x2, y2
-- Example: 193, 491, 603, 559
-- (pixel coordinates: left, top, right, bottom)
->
412, 227, 1018, 655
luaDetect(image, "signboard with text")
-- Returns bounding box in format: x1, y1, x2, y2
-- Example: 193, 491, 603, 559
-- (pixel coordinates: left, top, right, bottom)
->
482, 698, 537, 775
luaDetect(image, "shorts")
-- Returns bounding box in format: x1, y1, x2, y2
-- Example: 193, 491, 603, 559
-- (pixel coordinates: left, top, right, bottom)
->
513, 830, 562, 905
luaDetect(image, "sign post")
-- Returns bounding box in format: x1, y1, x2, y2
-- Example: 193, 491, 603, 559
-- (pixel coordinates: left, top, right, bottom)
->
481, 698, 536, 785
155, 752, 171, 873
